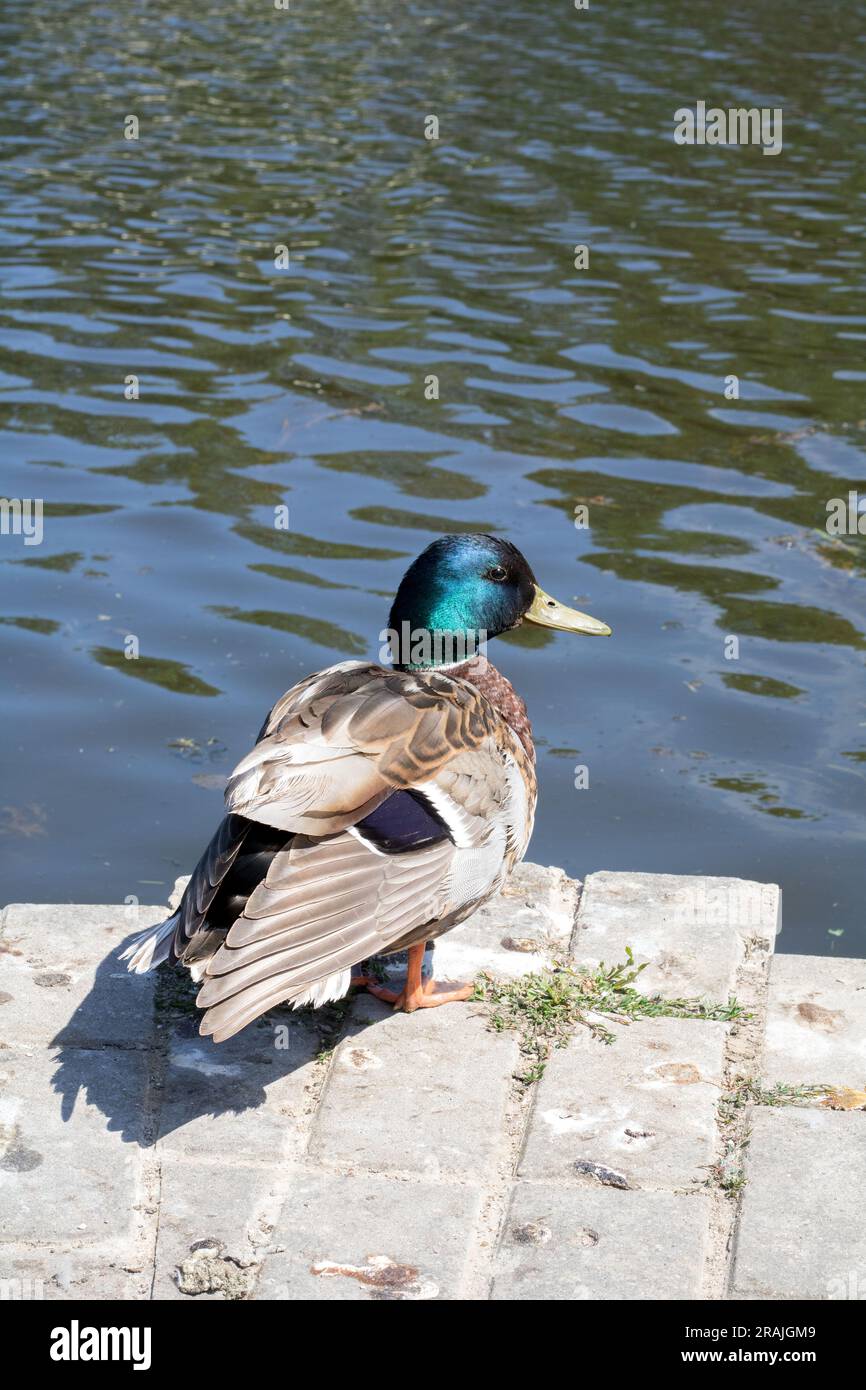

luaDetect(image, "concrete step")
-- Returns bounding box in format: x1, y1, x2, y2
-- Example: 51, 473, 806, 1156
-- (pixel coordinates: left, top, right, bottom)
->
0, 866, 861, 1301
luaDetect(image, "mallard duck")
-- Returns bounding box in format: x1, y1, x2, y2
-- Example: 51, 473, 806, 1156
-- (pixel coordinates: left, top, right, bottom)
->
122, 535, 610, 1041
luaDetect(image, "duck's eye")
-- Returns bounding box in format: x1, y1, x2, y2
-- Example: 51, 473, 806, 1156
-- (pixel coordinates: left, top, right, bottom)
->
486, 565, 508, 582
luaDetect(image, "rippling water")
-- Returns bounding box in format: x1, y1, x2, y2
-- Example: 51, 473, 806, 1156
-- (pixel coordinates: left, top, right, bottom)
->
1, 1, 864, 955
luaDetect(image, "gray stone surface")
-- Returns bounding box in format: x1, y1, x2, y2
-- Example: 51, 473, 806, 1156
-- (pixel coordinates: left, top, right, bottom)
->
0, 1249, 144, 1302
0, 1047, 148, 1244
573, 871, 780, 1000
154, 1158, 283, 1301
156, 1014, 320, 1163
492, 1186, 711, 1300
731, 1107, 866, 1300
520, 1018, 727, 1191
0, 903, 164, 1047
257, 1170, 482, 1301
310, 994, 518, 1178
5, 868, 863, 1302
434, 861, 579, 983
763, 953, 866, 1088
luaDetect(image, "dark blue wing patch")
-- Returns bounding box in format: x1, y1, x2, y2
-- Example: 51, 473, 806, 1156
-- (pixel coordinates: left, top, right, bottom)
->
355, 790, 451, 853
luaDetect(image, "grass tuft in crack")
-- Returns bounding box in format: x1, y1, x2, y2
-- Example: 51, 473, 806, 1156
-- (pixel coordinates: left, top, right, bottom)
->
718, 1077, 830, 1128
709, 1077, 832, 1196
473, 948, 748, 1085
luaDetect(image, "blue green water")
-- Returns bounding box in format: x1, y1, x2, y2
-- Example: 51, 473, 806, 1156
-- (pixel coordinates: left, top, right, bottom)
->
1, 1, 864, 955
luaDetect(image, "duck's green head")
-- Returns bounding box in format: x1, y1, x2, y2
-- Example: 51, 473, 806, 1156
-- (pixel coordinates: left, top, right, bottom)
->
387, 534, 611, 670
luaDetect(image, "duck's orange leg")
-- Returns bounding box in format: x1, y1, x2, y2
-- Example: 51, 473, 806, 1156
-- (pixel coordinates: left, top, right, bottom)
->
366, 942, 473, 1012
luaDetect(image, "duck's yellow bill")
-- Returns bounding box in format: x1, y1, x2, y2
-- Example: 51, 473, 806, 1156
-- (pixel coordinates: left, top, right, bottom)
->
525, 585, 612, 636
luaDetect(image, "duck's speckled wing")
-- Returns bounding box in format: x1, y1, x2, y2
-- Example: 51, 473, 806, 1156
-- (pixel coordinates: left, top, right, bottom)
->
196, 831, 457, 1041
189, 660, 534, 1040
223, 660, 495, 833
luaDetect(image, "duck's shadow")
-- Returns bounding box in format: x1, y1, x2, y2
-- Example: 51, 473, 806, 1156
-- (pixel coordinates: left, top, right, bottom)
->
49, 936, 417, 1149
49, 939, 371, 1149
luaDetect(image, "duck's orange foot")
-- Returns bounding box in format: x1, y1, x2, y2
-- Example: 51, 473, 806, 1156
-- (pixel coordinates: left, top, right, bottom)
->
350, 971, 375, 989
366, 973, 473, 1012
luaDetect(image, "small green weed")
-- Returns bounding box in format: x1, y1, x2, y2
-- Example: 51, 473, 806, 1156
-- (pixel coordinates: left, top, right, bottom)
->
473, 949, 748, 1085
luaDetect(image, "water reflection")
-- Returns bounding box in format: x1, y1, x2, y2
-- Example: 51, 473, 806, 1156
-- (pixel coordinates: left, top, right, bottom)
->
1, 0, 864, 952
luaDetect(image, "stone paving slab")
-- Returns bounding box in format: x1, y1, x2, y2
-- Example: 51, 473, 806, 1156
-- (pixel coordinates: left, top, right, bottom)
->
156, 1014, 321, 1163
154, 1158, 283, 1300
0, 1046, 148, 1245
310, 994, 518, 1179
257, 1170, 483, 1301
491, 1185, 711, 1300
519, 1018, 727, 1191
0, 1247, 143, 1302
763, 953, 866, 1089
6, 869, 862, 1302
434, 861, 579, 982
0, 904, 164, 1048
730, 1107, 866, 1300
573, 871, 779, 1000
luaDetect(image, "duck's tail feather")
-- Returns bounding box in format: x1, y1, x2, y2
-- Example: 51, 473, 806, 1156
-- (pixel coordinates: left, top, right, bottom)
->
199, 965, 354, 1042
289, 967, 353, 1011
122, 921, 352, 1030
120, 913, 180, 974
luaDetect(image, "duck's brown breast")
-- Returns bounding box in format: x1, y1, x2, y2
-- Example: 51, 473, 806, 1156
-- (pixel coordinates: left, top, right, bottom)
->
447, 655, 534, 762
